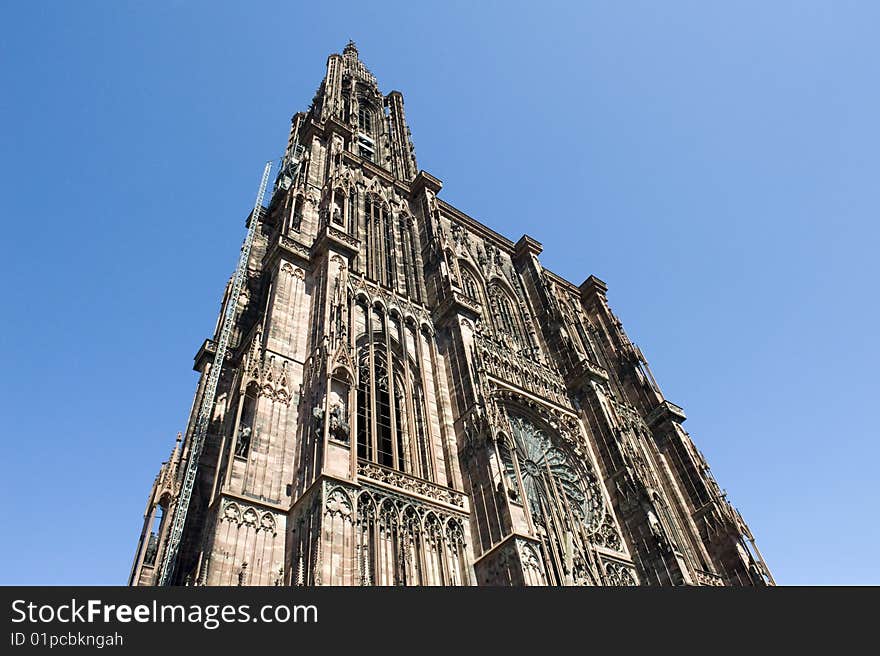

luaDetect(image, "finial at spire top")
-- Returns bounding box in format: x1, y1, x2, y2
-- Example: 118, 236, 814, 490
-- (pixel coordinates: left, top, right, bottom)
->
344, 40, 358, 56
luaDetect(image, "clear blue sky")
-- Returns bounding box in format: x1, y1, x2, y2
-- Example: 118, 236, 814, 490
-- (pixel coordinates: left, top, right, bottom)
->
1, 1, 877, 586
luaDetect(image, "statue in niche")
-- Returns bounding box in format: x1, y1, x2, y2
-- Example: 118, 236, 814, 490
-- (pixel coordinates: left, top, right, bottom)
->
477, 247, 487, 271
328, 390, 350, 443
646, 505, 673, 553
497, 441, 521, 502
571, 557, 592, 586
333, 303, 346, 341
235, 426, 252, 457
312, 405, 324, 432
330, 279, 347, 343
647, 509, 663, 537
543, 275, 560, 314
501, 472, 520, 502
143, 533, 158, 565
237, 562, 248, 586
312, 391, 350, 443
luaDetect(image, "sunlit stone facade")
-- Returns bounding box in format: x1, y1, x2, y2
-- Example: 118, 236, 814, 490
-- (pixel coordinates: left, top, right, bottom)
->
130, 43, 772, 587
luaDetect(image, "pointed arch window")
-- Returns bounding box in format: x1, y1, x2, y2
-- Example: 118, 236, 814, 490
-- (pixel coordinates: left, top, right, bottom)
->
356, 491, 469, 586
412, 380, 431, 478
358, 104, 373, 134
570, 303, 598, 362
348, 189, 358, 234
364, 196, 396, 289
382, 209, 395, 288
489, 283, 525, 347
356, 349, 372, 461
142, 503, 166, 566
461, 268, 479, 301
354, 306, 434, 481
388, 213, 422, 302
374, 347, 393, 467
358, 101, 376, 162
393, 372, 408, 467
399, 215, 415, 298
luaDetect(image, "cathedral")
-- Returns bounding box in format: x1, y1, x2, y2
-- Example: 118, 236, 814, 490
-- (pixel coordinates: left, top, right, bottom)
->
130, 43, 773, 587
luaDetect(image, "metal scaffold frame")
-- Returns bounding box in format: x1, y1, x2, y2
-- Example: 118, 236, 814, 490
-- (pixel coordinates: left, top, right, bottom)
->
158, 161, 273, 586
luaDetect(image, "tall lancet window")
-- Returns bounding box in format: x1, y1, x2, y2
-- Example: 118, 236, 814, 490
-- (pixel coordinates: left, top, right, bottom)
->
374, 347, 393, 467
358, 103, 373, 134
461, 267, 480, 301
412, 380, 431, 479
357, 100, 376, 162
364, 196, 395, 289
489, 283, 525, 348
364, 196, 375, 281
356, 348, 372, 461
393, 214, 422, 302
570, 302, 598, 362
348, 190, 358, 235
356, 490, 469, 586
382, 209, 395, 289
354, 304, 434, 481
399, 216, 414, 297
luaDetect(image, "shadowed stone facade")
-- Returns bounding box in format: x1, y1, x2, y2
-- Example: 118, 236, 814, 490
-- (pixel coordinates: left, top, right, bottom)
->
130, 42, 773, 587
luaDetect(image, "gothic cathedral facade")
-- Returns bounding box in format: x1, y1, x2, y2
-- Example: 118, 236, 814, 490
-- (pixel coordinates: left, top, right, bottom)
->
130, 43, 773, 587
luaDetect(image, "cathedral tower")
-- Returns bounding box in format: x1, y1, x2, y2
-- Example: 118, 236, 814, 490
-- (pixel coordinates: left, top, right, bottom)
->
130, 43, 773, 587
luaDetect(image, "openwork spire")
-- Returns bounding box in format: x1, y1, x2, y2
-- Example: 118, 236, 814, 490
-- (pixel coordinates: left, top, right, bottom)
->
341, 40, 377, 88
